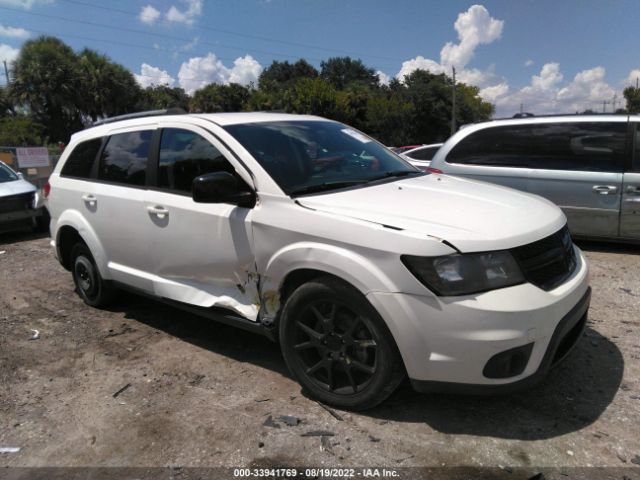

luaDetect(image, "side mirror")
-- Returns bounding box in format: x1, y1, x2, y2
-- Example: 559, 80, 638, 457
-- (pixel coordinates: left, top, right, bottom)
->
192, 172, 255, 207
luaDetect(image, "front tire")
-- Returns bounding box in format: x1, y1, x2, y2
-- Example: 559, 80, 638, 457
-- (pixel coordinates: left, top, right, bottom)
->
71, 243, 114, 307
279, 276, 405, 410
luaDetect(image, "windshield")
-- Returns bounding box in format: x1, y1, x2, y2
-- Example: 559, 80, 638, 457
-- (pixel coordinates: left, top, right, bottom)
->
0, 163, 18, 183
224, 121, 421, 195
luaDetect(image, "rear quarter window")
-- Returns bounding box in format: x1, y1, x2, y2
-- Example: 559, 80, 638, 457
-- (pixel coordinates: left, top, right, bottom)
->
447, 122, 627, 172
98, 130, 153, 186
60, 138, 102, 179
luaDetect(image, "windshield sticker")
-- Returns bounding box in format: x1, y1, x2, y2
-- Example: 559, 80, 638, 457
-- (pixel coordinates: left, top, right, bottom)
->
341, 128, 371, 143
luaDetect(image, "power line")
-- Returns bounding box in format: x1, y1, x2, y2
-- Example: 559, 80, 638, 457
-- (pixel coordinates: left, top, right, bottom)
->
57, 0, 401, 62
0, 5, 327, 63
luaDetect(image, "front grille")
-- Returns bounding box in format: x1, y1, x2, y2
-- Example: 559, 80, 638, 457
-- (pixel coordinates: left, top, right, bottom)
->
0, 192, 35, 214
510, 225, 576, 291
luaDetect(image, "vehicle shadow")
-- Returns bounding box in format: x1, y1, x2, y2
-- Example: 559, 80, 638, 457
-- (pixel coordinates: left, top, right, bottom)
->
0, 230, 49, 246
368, 327, 623, 440
105, 292, 290, 377
575, 239, 639, 255
108, 293, 623, 441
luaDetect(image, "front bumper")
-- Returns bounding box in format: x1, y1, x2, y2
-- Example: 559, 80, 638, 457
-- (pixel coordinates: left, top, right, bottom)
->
411, 286, 589, 394
366, 246, 590, 391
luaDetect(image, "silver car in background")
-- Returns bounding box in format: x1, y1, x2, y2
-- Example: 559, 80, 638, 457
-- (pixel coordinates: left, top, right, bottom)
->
428, 115, 640, 242
400, 143, 443, 170
0, 160, 48, 233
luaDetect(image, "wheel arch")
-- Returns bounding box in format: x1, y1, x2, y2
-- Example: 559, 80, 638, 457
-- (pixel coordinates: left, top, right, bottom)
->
54, 210, 110, 278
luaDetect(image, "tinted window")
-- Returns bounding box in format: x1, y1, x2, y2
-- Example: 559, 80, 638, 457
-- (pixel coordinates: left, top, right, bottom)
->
61, 138, 102, 179
447, 122, 627, 172
98, 131, 152, 186
635, 125, 640, 172
224, 121, 418, 195
158, 129, 235, 193
407, 146, 439, 161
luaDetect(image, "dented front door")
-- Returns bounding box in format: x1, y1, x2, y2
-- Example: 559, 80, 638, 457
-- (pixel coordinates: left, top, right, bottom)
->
144, 125, 259, 319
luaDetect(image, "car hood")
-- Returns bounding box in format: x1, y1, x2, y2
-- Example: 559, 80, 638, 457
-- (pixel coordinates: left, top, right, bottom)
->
0, 179, 37, 196
296, 174, 566, 252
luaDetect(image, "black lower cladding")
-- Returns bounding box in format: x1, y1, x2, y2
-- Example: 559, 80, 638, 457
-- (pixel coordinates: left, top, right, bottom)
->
483, 343, 534, 379
411, 287, 591, 395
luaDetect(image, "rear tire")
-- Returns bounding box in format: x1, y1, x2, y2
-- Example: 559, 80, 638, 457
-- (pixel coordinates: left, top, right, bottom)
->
279, 276, 405, 410
71, 243, 114, 307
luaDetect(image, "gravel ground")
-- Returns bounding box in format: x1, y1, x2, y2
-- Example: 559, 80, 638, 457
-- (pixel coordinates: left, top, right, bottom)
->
0, 231, 639, 477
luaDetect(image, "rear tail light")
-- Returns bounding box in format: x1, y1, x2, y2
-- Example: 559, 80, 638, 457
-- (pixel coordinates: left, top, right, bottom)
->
43, 181, 51, 198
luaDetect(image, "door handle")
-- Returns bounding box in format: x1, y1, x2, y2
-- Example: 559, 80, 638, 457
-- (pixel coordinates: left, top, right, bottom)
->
625, 185, 640, 194
592, 185, 618, 195
147, 205, 169, 219
81, 194, 97, 205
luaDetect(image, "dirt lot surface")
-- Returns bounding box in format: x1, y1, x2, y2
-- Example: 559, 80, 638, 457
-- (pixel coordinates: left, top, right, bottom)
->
0, 232, 639, 475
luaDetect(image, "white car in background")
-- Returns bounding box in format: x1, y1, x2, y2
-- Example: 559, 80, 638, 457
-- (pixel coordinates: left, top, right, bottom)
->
401, 143, 443, 170
0, 160, 48, 233
46, 111, 590, 409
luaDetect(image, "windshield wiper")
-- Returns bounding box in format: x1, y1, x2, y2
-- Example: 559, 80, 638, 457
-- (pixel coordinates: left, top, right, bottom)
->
365, 170, 422, 183
288, 180, 368, 197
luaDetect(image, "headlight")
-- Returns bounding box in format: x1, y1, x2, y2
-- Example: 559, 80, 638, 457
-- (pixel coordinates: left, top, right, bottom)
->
401, 251, 525, 296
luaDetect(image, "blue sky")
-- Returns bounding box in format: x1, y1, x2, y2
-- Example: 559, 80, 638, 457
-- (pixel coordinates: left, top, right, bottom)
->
1, 0, 639, 116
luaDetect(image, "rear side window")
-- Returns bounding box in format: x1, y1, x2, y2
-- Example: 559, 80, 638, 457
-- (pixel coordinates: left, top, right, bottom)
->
158, 128, 235, 193
635, 124, 640, 172
98, 130, 152, 186
60, 138, 102, 179
447, 122, 627, 172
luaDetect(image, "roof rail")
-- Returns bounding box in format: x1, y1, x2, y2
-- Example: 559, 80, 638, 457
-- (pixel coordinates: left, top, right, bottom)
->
91, 108, 187, 127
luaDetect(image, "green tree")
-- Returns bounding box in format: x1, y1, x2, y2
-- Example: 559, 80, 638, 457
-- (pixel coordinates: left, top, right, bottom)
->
190, 83, 250, 112
258, 59, 318, 92
400, 69, 493, 144
320, 57, 379, 90
624, 86, 640, 114
138, 85, 190, 111
365, 93, 414, 146
281, 77, 345, 118
77, 48, 141, 121
9, 36, 83, 142
0, 116, 45, 146
0, 87, 12, 116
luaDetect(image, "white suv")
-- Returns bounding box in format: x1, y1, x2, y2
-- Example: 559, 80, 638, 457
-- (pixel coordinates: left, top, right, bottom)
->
46, 111, 591, 409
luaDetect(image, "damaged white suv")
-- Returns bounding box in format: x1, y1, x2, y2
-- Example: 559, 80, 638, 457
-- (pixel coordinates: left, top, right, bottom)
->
46, 111, 590, 409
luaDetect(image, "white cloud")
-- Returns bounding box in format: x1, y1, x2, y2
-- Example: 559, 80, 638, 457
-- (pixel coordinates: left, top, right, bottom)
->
395, 5, 502, 83
440, 4, 503, 69
227, 55, 262, 85
479, 82, 509, 103
488, 63, 622, 116
178, 53, 262, 94
376, 70, 390, 86
166, 0, 203, 25
0, 25, 29, 39
0, 43, 19, 64
625, 69, 640, 87
134, 63, 176, 88
524, 59, 534, 67
139, 5, 161, 25
0, 0, 53, 9
396, 55, 445, 81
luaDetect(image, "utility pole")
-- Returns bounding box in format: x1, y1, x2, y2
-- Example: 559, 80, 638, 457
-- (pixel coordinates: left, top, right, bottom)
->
613, 94, 618, 112
2, 60, 9, 86
602, 100, 610, 113
451, 66, 456, 136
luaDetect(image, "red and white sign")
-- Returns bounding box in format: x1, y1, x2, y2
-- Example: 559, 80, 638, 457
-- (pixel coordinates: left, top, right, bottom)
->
16, 147, 50, 168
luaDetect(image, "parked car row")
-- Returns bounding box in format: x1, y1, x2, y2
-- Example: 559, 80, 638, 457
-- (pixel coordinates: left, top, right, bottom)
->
408, 115, 640, 242
45, 111, 590, 409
